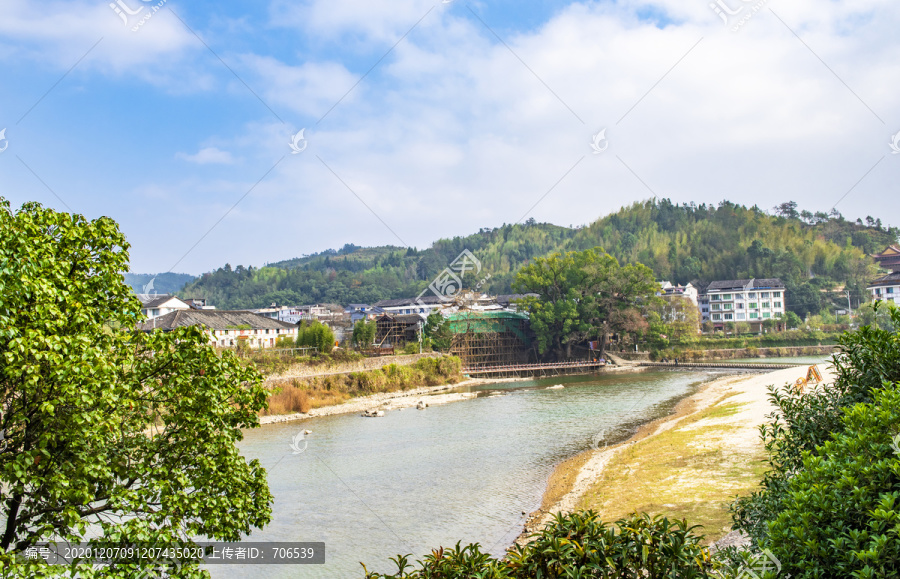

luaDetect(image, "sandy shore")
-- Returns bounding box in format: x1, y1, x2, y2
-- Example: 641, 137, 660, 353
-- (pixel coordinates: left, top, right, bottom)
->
258, 376, 533, 425
517, 363, 836, 546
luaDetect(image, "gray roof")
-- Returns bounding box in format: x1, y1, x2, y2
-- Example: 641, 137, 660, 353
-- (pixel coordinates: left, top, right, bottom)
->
706, 278, 784, 291
138, 294, 187, 309
495, 293, 538, 305
374, 295, 445, 307
376, 313, 424, 325
138, 310, 298, 332
868, 272, 900, 287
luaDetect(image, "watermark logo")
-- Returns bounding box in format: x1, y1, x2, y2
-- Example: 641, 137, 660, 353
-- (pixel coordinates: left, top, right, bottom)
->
289, 430, 309, 454
590, 428, 610, 450
889, 130, 900, 155
890, 433, 900, 456
735, 549, 790, 579
110, 0, 168, 31
0, 128, 8, 153
142, 276, 158, 297
415, 250, 484, 306
709, 0, 768, 32
289, 129, 308, 154
136, 558, 183, 579
590, 129, 608, 154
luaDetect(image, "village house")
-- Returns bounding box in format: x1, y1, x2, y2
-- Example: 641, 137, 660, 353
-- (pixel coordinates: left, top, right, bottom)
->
137, 294, 192, 320
700, 278, 786, 331
868, 245, 900, 304
657, 281, 699, 307
137, 309, 299, 349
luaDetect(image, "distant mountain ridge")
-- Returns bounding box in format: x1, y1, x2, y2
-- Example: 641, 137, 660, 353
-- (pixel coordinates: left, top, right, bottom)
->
179, 199, 899, 316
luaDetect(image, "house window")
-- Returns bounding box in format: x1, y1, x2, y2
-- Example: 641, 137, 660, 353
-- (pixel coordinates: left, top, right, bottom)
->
888, 288, 895, 294
711, 295, 721, 301
762, 302, 770, 309
712, 314, 722, 321
760, 292, 770, 298
712, 304, 721, 311
775, 312, 783, 318
722, 294, 732, 300
736, 313, 746, 320
724, 313, 733, 320
748, 292, 756, 298
763, 312, 771, 319
723, 303, 732, 310
774, 301, 782, 308
876, 288, 882, 295
265, 329, 270, 334
737, 303, 744, 309
774, 291, 781, 297
749, 303, 758, 309
750, 313, 758, 319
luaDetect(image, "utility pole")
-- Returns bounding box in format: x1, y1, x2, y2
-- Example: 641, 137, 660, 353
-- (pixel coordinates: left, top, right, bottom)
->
846, 290, 853, 325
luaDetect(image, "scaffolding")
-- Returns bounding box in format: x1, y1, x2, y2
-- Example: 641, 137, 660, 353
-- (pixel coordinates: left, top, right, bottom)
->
375, 314, 423, 347
447, 311, 531, 368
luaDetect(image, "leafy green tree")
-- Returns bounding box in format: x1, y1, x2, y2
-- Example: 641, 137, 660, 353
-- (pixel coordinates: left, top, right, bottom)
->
423, 312, 452, 352
783, 310, 803, 329
0, 200, 272, 577
296, 321, 335, 354
514, 248, 657, 359
351, 319, 377, 348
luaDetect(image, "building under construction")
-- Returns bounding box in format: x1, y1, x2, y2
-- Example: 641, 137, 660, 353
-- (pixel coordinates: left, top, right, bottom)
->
446, 311, 532, 368
375, 314, 423, 348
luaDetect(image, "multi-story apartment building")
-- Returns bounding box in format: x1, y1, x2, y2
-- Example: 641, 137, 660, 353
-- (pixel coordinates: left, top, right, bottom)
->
868, 245, 900, 304
700, 278, 786, 330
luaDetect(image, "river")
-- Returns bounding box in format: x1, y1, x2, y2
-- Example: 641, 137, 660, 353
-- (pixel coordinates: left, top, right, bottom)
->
209, 370, 723, 578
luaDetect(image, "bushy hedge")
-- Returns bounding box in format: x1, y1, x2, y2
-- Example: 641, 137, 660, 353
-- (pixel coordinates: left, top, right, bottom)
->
730, 303, 900, 578
362, 512, 719, 578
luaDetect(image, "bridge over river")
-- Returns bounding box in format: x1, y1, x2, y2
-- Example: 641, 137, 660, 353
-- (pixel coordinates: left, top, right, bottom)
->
463, 359, 802, 377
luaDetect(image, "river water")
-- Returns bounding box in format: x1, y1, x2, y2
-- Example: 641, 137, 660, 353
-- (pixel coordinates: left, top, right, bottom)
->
209, 370, 720, 578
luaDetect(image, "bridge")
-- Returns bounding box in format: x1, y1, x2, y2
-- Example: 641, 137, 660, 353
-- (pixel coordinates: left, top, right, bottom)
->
462, 360, 607, 377
636, 361, 801, 371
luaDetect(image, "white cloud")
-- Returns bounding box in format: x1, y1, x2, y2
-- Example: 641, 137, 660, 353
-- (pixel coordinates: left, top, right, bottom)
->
177, 147, 236, 164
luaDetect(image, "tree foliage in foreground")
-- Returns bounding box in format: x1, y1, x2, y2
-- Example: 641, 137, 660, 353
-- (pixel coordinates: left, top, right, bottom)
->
731, 304, 900, 578
513, 248, 657, 359
0, 199, 272, 577
362, 512, 718, 579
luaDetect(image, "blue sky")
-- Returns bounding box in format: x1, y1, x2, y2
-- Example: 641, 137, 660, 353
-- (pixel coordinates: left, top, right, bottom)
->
1, 0, 898, 275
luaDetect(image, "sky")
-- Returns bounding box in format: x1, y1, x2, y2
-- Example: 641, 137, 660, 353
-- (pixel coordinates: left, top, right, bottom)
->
1, 0, 898, 275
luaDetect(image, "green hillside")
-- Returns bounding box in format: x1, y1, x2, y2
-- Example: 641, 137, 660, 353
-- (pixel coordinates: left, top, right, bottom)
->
180, 200, 898, 315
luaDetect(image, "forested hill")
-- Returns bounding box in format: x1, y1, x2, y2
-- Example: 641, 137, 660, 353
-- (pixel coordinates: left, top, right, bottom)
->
180, 200, 898, 316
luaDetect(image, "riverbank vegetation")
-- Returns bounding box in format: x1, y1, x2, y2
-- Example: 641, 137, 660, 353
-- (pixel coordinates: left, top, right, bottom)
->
263, 356, 464, 415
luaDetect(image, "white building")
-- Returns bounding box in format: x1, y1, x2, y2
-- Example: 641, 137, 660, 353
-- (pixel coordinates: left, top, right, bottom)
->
868, 245, 900, 304
657, 282, 699, 307
137, 294, 192, 320
700, 278, 786, 330
138, 309, 299, 349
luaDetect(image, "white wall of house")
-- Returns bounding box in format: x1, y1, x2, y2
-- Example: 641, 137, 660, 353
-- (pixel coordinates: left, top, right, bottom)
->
208, 326, 299, 349
869, 284, 900, 303
706, 288, 785, 325
141, 297, 191, 320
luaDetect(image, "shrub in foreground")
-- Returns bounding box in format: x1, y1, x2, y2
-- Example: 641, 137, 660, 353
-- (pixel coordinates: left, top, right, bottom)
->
362, 511, 718, 578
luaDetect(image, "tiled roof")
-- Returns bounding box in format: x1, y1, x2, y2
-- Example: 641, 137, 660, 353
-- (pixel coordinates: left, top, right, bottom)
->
376, 313, 424, 325
868, 272, 900, 286
138, 310, 298, 332
706, 278, 784, 291
138, 294, 187, 309
374, 295, 445, 307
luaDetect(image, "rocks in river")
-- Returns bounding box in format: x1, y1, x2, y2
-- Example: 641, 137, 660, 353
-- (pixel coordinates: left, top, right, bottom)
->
416, 400, 428, 410
302, 429, 312, 435
362, 409, 385, 417
547, 384, 564, 390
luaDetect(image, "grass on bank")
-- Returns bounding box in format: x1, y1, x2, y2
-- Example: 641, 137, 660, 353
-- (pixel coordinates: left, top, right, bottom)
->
263, 356, 464, 416
578, 391, 768, 544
